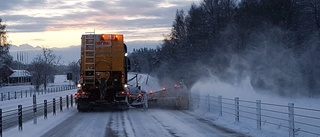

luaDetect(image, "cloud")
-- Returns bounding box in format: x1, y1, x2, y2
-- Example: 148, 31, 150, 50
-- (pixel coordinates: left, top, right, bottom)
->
2, 0, 200, 32
0, 0, 46, 11
1, 0, 200, 48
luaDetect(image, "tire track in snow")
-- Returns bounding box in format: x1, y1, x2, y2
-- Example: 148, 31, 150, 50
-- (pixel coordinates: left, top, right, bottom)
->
105, 112, 117, 137
151, 115, 180, 137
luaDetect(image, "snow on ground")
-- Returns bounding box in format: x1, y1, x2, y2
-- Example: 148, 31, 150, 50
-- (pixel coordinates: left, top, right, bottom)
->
190, 76, 320, 137
2, 73, 161, 137
2, 73, 319, 137
0, 85, 34, 94
51, 75, 73, 86
1, 74, 78, 137
3, 92, 78, 137
0, 75, 72, 94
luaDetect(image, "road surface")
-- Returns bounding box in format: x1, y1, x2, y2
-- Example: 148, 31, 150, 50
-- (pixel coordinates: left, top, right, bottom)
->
41, 108, 247, 137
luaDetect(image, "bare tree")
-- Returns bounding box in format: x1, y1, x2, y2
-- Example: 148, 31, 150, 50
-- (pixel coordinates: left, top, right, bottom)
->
29, 48, 61, 90
68, 61, 80, 85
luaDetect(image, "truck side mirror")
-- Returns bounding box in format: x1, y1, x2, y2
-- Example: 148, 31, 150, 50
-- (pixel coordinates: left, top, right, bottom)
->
127, 58, 131, 71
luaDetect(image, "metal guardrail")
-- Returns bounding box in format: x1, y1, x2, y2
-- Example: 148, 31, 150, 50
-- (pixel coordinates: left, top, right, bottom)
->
189, 93, 320, 137
0, 85, 76, 101
0, 94, 74, 137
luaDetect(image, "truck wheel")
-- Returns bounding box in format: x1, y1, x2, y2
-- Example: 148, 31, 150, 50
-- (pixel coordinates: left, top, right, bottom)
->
124, 104, 129, 110
77, 103, 90, 112
77, 108, 85, 112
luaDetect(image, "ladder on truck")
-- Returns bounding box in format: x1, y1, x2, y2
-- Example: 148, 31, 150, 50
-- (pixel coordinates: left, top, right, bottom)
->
83, 34, 96, 85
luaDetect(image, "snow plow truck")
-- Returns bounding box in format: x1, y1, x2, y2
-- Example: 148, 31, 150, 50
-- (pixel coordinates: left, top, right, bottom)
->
76, 33, 131, 112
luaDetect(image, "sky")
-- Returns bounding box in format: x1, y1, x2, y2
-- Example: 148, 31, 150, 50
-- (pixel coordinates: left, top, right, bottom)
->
1, 0, 201, 49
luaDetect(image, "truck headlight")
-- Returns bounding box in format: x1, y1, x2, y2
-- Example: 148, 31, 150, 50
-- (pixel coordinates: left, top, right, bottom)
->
77, 83, 82, 88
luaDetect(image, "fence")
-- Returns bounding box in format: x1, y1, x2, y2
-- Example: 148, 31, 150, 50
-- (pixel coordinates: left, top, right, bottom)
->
0, 85, 76, 101
0, 94, 74, 137
189, 93, 320, 137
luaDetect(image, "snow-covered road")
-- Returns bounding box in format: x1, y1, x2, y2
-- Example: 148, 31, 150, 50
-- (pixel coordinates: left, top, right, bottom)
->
2, 73, 248, 137
40, 108, 246, 137
6, 73, 318, 136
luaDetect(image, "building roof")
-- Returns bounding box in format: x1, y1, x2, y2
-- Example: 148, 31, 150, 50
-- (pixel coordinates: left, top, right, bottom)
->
0, 64, 14, 78
0, 64, 13, 71
9, 70, 31, 78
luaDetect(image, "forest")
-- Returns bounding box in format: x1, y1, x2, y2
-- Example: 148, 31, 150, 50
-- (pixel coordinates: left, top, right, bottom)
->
128, 0, 320, 97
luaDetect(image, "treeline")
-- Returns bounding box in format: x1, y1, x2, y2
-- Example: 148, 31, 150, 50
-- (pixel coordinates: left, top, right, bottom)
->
129, 0, 320, 97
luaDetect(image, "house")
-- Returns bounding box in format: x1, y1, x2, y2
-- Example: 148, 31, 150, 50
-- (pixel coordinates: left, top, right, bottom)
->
0, 64, 31, 85
8, 70, 32, 84
0, 64, 13, 85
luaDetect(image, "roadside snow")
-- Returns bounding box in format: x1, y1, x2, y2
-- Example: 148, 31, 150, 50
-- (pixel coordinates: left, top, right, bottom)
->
2, 74, 319, 137
190, 76, 320, 137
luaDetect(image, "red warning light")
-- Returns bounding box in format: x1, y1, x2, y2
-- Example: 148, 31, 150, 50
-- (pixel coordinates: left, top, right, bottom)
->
174, 84, 178, 88
100, 34, 108, 41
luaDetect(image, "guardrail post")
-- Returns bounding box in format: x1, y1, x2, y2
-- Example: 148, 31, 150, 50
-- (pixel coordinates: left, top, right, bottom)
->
0, 109, 2, 137
1, 93, 3, 101
60, 97, 63, 112
8, 92, 10, 100
71, 94, 73, 108
235, 97, 239, 122
20, 91, 22, 98
256, 100, 261, 130
53, 98, 56, 115
288, 103, 295, 137
18, 105, 22, 131
66, 95, 69, 109
44, 100, 47, 119
15, 91, 17, 99
33, 94, 37, 124
218, 96, 222, 116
